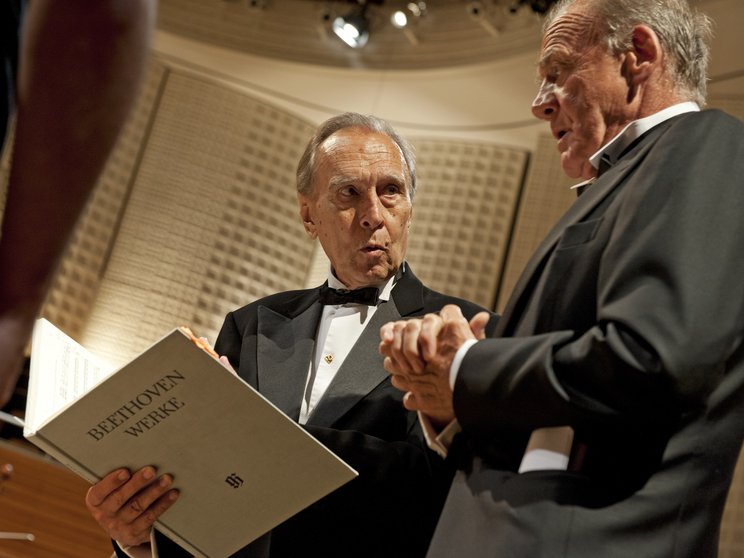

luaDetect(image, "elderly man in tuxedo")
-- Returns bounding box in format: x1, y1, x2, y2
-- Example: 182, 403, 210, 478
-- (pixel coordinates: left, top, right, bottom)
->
86, 112, 494, 558
381, 1, 744, 557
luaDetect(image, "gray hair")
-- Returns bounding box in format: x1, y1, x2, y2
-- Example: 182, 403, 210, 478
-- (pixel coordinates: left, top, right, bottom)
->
296, 112, 417, 200
544, 0, 713, 106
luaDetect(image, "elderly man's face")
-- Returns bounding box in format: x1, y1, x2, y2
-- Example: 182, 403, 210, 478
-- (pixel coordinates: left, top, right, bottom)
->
531, 6, 632, 179
298, 127, 413, 290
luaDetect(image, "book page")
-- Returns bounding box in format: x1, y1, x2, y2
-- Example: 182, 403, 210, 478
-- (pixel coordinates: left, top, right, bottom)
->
26, 319, 113, 433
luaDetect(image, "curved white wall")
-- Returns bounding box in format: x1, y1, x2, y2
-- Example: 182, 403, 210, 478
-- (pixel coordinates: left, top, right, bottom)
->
153, 31, 546, 151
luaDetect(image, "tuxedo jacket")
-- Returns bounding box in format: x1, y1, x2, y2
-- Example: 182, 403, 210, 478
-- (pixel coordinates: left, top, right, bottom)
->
138, 267, 495, 558
426, 110, 744, 558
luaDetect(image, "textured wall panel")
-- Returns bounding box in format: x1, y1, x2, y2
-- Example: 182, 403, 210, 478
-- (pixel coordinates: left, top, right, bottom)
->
495, 132, 576, 311
404, 139, 527, 309
709, 94, 744, 121
82, 69, 315, 365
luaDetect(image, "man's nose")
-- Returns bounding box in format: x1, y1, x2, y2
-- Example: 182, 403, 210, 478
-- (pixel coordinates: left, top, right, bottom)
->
531, 81, 558, 120
360, 194, 384, 229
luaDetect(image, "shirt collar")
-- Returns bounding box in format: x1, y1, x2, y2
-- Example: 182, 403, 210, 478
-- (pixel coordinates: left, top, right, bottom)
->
589, 102, 700, 170
326, 262, 404, 303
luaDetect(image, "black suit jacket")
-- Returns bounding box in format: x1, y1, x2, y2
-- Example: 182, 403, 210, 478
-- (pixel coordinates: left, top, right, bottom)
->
129, 267, 495, 558
427, 110, 744, 558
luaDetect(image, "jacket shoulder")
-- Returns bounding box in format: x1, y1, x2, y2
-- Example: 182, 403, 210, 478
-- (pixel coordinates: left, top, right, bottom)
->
420, 286, 494, 319
225, 288, 318, 324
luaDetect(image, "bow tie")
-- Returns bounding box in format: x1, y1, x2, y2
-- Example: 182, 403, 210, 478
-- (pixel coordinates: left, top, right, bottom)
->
318, 285, 380, 306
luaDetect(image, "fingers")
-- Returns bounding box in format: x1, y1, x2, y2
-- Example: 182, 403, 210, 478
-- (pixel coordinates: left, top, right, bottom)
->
402, 387, 455, 427
86, 467, 131, 507
469, 311, 491, 340
380, 319, 424, 374
419, 313, 444, 361
379, 311, 448, 373
219, 355, 237, 375
85, 466, 179, 547
439, 304, 466, 326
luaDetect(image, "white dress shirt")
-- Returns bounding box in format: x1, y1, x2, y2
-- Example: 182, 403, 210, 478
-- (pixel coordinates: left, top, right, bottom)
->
298, 268, 398, 424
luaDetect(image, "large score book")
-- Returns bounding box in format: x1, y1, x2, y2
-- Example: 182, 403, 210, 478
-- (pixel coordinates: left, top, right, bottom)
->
24, 318, 358, 558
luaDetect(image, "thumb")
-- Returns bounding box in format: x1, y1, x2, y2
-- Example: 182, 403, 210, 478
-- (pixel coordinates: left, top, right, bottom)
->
219, 355, 237, 375
469, 311, 490, 340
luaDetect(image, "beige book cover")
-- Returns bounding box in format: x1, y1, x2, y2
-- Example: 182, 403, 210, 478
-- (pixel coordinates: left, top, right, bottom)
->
24, 318, 357, 558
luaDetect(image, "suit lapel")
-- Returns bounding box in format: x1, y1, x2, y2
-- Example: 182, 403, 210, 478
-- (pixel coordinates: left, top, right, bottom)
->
497, 123, 670, 335
305, 270, 424, 427
257, 299, 323, 421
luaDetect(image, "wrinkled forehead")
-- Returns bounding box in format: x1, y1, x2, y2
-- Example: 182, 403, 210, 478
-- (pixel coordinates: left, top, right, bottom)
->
320, 128, 397, 160
539, 6, 602, 65
312, 128, 409, 193
319, 128, 408, 176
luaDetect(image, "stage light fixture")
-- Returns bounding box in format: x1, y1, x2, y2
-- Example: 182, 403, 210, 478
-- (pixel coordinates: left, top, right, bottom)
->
332, 4, 370, 48
391, 10, 408, 28
390, 2, 426, 44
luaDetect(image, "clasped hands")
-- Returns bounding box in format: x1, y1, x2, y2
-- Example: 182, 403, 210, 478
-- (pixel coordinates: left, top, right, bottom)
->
379, 304, 490, 429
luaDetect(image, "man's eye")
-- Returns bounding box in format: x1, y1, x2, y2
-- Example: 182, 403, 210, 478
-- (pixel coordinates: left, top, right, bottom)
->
340, 186, 357, 196
383, 184, 401, 195
547, 66, 561, 82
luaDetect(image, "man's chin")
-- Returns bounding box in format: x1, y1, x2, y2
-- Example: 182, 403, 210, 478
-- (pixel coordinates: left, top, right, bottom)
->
560, 155, 593, 180
362, 265, 397, 285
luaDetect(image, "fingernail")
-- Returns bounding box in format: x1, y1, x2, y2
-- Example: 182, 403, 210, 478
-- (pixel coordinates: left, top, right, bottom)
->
143, 468, 155, 480
117, 470, 130, 481
169, 489, 180, 500
160, 475, 173, 488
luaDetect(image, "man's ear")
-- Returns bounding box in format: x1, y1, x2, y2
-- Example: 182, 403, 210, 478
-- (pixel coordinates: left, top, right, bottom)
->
624, 24, 662, 86
298, 193, 318, 239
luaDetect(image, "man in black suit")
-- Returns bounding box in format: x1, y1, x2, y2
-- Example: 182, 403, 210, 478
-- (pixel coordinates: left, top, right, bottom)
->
381, 1, 744, 557
86, 112, 494, 557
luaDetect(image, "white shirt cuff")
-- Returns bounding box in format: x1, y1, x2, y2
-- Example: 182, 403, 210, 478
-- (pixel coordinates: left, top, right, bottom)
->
115, 530, 158, 558
517, 426, 574, 473
418, 412, 461, 459
449, 338, 478, 389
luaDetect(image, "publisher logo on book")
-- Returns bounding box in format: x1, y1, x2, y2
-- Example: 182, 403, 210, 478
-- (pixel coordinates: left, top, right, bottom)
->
226, 473, 244, 489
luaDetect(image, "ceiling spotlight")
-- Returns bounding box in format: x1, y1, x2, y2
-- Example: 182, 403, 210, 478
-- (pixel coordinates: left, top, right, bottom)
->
390, 2, 426, 44
391, 10, 408, 28
332, 4, 370, 48
407, 1, 426, 17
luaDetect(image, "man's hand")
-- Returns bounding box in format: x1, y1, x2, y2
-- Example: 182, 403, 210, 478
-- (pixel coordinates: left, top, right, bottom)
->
85, 466, 179, 548
380, 305, 490, 427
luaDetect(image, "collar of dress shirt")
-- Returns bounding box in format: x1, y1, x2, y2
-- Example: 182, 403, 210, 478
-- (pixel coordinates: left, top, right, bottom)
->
588, 101, 700, 170
326, 262, 405, 304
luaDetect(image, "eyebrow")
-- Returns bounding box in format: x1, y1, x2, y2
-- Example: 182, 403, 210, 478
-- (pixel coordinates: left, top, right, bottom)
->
537, 46, 562, 70
328, 173, 407, 189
